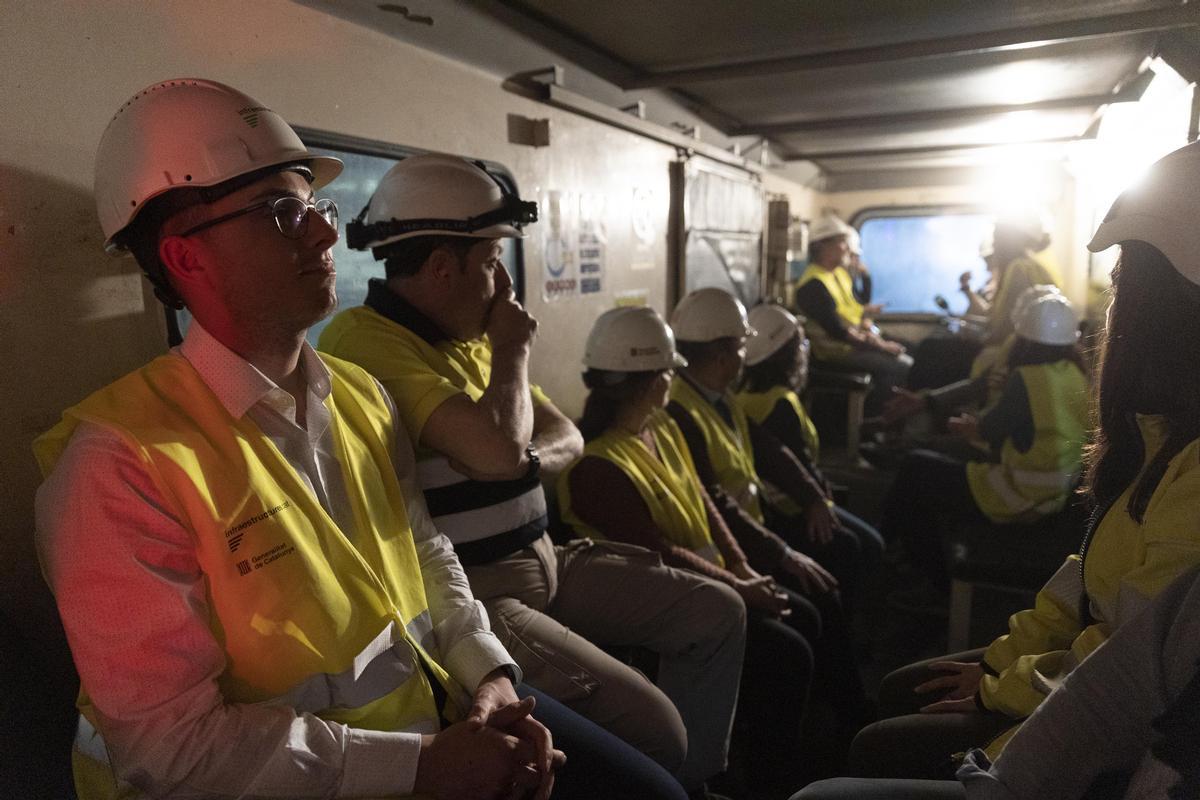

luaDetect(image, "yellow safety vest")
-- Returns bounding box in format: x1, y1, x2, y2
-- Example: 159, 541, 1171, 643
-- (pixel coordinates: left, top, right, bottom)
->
966, 360, 1088, 523
796, 264, 864, 359
987, 255, 1061, 344
34, 353, 463, 800
558, 409, 723, 566
670, 376, 765, 523
978, 418, 1200, 759
735, 385, 820, 464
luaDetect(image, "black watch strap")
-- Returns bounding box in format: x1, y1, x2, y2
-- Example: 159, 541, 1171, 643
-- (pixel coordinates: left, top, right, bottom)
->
523, 443, 541, 479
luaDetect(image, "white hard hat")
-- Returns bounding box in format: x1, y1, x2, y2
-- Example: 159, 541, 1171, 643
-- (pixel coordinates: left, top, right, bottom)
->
584, 307, 688, 372
670, 287, 757, 343
809, 213, 852, 244
94, 78, 342, 253
346, 154, 537, 252
1009, 284, 1062, 327
745, 305, 803, 366
1087, 141, 1200, 287
1014, 294, 1078, 346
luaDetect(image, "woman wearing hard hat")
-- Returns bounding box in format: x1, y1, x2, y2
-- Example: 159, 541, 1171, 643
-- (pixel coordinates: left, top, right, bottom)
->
880, 293, 1089, 597
832, 140, 1200, 786
735, 304, 884, 582
794, 213, 912, 415
558, 306, 870, 794
881, 284, 1065, 454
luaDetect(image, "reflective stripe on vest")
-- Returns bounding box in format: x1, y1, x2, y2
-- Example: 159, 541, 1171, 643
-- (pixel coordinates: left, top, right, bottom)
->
670, 376, 765, 523
735, 385, 820, 463
796, 264, 864, 359
559, 409, 723, 566
34, 353, 464, 798
967, 360, 1088, 522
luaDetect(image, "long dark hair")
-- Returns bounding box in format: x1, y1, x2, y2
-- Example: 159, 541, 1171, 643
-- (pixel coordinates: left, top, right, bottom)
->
742, 332, 804, 393
1084, 241, 1200, 522
578, 369, 663, 442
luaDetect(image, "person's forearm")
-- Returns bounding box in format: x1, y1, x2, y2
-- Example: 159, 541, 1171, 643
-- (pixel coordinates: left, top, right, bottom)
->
703, 489, 749, 569
531, 404, 584, 476
477, 342, 534, 463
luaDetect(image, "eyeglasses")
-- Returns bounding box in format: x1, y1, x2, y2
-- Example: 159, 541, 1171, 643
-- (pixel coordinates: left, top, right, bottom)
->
177, 196, 339, 240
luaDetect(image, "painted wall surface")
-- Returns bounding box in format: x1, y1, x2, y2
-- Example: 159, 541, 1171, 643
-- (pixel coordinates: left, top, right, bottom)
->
1, 1, 808, 620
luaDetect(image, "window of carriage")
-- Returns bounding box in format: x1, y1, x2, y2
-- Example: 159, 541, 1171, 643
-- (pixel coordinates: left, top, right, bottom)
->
851, 208, 994, 315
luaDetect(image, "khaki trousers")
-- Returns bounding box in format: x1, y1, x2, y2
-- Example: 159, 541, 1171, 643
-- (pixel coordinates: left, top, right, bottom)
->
465, 534, 746, 791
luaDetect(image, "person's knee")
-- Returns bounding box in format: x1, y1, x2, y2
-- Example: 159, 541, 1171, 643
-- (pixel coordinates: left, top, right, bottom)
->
631, 685, 689, 773
690, 578, 747, 651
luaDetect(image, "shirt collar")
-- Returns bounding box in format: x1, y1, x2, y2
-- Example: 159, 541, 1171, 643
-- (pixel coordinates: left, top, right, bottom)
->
681, 371, 726, 405
178, 320, 332, 420
364, 278, 451, 346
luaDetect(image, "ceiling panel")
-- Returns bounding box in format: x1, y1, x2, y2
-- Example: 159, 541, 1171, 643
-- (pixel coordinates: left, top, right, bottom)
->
775, 108, 1098, 158
693, 36, 1152, 125
501, 0, 1178, 72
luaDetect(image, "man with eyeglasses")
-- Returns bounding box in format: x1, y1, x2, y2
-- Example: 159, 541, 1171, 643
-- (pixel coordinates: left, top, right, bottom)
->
32, 79, 689, 800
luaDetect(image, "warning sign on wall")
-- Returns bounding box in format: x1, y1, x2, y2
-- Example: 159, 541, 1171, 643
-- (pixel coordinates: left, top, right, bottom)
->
541, 190, 578, 302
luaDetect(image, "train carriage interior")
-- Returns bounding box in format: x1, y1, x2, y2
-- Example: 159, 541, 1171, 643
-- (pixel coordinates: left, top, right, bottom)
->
3, 1, 1199, 798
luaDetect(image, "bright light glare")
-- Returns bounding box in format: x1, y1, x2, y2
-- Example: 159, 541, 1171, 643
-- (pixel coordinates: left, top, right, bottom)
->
1071, 59, 1192, 214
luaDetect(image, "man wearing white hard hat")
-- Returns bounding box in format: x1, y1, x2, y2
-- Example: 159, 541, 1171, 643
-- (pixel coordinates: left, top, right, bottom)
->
31, 79, 668, 800
665, 288, 874, 770
321, 155, 743, 795
736, 304, 885, 593
794, 213, 912, 415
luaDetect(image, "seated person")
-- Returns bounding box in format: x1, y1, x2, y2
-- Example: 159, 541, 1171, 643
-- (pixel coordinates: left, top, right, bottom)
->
669, 288, 872, 612
844, 141, 1200, 781
793, 564, 1200, 800
563, 306, 881, 785
883, 284, 1065, 452
794, 214, 911, 415
38, 78, 685, 800
558, 305, 826, 792
735, 303, 884, 581
971, 212, 1062, 378
879, 294, 1088, 595
320, 154, 744, 794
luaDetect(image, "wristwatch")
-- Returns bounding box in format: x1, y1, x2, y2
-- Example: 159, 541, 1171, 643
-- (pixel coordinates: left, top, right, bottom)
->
523, 443, 541, 479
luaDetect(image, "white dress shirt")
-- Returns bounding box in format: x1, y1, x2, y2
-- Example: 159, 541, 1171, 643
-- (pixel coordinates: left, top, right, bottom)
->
35, 322, 517, 799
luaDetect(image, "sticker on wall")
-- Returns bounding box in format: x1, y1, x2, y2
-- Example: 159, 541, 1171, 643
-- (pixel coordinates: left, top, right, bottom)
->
541, 189, 579, 302
614, 289, 649, 307
578, 193, 606, 296
630, 186, 657, 271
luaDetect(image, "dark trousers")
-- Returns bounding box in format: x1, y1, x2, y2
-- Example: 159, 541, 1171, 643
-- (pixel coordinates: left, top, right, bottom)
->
880, 450, 988, 589
768, 506, 884, 613
791, 777, 964, 800
847, 649, 1011, 780
518, 684, 688, 800
738, 589, 818, 796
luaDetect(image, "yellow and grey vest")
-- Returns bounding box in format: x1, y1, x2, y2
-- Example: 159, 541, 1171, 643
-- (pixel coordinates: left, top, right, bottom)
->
321, 292, 548, 566
670, 375, 765, 523
559, 409, 723, 565
735, 384, 820, 464
34, 353, 463, 800
795, 264, 865, 359
966, 360, 1088, 523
